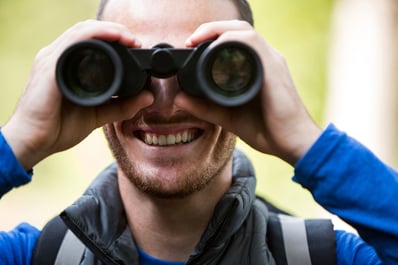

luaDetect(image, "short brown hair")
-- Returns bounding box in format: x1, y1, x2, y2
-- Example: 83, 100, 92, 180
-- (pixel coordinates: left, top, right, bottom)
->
97, 0, 254, 25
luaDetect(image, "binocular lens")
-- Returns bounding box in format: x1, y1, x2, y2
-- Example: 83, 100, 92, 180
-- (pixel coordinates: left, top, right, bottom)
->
198, 42, 262, 106
211, 47, 253, 97
63, 48, 115, 98
57, 40, 263, 106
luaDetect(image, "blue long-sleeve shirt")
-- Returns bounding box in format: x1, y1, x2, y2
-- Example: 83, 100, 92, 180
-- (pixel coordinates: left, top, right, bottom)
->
294, 124, 398, 264
0, 132, 39, 265
0, 124, 397, 264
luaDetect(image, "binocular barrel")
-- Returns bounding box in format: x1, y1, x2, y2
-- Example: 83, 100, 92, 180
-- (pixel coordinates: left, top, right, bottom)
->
56, 39, 263, 107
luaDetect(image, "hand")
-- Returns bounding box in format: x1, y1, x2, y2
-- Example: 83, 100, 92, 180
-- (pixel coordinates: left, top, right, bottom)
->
177, 20, 322, 165
1, 20, 154, 170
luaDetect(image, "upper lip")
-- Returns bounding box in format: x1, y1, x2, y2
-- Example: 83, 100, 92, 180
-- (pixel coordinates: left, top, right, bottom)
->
133, 123, 204, 134
126, 111, 207, 134
122, 112, 207, 145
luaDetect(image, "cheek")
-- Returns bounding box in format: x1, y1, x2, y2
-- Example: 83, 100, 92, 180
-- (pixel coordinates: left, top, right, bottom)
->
114, 122, 133, 145
206, 127, 236, 160
104, 123, 129, 156
210, 126, 230, 146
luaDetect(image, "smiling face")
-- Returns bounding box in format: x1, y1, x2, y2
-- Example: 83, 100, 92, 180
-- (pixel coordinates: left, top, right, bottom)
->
102, 0, 240, 198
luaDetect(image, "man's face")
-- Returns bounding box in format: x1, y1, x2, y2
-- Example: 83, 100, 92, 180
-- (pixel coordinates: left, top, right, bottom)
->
102, 0, 239, 198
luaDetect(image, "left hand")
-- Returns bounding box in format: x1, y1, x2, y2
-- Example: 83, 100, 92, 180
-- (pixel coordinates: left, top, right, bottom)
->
176, 20, 321, 165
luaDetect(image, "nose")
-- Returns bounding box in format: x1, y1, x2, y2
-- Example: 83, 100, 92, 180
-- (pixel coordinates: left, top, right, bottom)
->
145, 76, 181, 117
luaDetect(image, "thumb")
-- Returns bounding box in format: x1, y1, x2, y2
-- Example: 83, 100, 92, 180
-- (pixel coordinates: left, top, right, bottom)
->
95, 91, 154, 127
175, 91, 234, 130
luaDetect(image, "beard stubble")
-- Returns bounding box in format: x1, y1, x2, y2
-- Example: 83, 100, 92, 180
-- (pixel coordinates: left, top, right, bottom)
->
103, 124, 236, 199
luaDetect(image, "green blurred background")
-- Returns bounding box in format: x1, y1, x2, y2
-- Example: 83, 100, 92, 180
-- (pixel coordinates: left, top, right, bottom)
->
0, 0, 334, 230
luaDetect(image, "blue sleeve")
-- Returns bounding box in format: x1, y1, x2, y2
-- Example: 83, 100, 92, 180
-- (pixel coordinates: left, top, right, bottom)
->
0, 223, 40, 265
294, 124, 398, 265
0, 130, 40, 265
335, 230, 382, 265
0, 130, 32, 197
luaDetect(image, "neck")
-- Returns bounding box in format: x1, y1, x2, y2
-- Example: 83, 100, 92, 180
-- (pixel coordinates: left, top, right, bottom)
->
118, 159, 233, 262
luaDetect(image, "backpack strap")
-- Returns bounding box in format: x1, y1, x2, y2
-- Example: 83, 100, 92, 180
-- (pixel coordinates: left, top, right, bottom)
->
54, 229, 86, 265
276, 214, 312, 265
267, 212, 337, 265
31, 216, 86, 265
254, 198, 336, 265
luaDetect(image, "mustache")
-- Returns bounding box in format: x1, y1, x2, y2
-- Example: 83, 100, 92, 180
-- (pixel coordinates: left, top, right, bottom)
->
128, 110, 203, 128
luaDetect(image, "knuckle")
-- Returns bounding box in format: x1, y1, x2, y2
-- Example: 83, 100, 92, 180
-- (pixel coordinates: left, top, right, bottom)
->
76, 19, 97, 27
232, 19, 252, 29
34, 46, 50, 61
242, 29, 258, 42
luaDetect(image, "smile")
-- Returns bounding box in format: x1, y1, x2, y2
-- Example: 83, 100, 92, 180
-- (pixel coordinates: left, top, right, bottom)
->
136, 129, 203, 146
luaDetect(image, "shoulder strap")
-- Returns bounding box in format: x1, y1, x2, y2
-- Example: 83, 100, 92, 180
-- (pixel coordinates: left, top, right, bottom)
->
266, 211, 337, 265
254, 197, 336, 265
54, 229, 86, 265
31, 216, 86, 265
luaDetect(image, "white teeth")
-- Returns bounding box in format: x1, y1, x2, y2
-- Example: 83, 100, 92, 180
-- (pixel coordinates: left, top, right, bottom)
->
167, 134, 176, 145
175, 134, 182, 144
142, 130, 197, 146
158, 135, 167, 146
182, 131, 188, 142
145, 134, 153, 145
152, 135, 158, 145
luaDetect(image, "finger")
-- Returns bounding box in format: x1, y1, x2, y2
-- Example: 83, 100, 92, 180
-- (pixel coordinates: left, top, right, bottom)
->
44, 20, 141, 65
174, 92, 235, 131
61, 20, 141, 48
185, 20, 252, 47
95, 91, 154, 127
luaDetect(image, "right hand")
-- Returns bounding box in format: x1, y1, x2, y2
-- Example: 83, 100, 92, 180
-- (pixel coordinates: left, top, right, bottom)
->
1, 20, 154, 170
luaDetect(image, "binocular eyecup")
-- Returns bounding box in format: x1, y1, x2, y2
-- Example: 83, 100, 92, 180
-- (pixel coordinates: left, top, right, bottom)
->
56, 39, 263, 107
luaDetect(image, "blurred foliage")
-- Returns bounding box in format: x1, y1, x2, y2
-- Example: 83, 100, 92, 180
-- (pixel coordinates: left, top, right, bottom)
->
0, 0, 334, 229
250, 0, 334, 122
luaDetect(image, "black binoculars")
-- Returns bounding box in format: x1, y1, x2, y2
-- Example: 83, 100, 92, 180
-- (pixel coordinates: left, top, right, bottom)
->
56, 39, 263, 107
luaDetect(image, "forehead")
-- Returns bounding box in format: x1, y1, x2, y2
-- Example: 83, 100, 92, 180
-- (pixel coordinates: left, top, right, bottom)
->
102, 0, 239, 47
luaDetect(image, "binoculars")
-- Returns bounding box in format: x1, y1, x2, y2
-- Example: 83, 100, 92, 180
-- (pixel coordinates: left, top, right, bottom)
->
56, 39, 263, 107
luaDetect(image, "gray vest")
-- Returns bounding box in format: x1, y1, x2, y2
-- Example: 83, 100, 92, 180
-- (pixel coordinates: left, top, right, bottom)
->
32, 150, 336, 265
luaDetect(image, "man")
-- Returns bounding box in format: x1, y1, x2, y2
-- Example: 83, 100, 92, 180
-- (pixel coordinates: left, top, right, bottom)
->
1, 0, 397, 264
